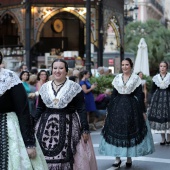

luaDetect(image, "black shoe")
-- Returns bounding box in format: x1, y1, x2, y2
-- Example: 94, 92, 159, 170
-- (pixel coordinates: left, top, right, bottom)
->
166, 141, 170, 145
160, 139, 166, 145
126, 162, 132, 168
112, 160, 121, 168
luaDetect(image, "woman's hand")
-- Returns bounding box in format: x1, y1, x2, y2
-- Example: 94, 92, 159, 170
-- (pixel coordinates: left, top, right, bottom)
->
143, 113, 147, 121
91, 83, 97, 90
144, 97, 147, 103
28, 93, 36, 99
82, 133, 89, 143
27, 148, 36, 159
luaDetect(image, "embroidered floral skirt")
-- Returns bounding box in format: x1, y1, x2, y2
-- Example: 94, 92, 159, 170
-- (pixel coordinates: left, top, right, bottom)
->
148, 89, 170, 131
35, 108, 97, 170
4, 112, 48, 170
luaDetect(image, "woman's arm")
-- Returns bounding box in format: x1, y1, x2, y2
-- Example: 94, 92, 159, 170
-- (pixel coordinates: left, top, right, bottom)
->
111, 87, 118, 99
73, 91, 89, 142
106, 88, 118, 113
34, 95, 46, 124
10, 83, 36, 147
74, 91, 89, 132
81, 84, 97, 94
133, 85, 146, 113
143, 83, 147, 103
150, 82, 157, 95
36, 81, 41, 91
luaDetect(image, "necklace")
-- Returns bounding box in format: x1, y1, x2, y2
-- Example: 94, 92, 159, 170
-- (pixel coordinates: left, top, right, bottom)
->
52, 79, 67, 105
160, 73, 167, 80
122, 74, 131, 86
53, 79, 66, 86
122, 74, 131, 93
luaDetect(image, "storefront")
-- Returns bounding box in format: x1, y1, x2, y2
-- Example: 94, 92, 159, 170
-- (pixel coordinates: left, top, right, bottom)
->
0, 0, 123, 72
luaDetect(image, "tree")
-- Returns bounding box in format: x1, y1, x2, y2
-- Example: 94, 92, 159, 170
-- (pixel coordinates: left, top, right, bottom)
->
124, 20, 170, 76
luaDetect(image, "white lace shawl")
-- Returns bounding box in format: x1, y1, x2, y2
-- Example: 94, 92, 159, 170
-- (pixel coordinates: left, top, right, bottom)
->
39, 78, 82, 108
112, 73, 141, 94
0, 68, 22, 96
152, 73, 170, 89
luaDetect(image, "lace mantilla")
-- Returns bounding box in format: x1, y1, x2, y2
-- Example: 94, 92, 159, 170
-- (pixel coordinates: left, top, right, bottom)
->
39, 78, 82, 108
112, 73, 141, 94
152, 73, 170, 89
0, 68, 22, 96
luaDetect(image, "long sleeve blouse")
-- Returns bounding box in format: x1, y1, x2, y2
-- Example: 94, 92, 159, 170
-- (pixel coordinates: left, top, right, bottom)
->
0, 83, 35, 147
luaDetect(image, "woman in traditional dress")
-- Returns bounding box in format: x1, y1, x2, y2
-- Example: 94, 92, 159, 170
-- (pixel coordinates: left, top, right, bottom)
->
0, 52, 48, 170
99, 58, 154, 168
35, 59, 97, 170
148, 61, 170, 145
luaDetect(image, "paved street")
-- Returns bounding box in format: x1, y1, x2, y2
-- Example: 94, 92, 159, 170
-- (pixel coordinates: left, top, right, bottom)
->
91, 125, 170, 170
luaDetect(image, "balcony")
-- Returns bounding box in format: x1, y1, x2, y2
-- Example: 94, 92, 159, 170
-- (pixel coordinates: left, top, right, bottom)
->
148, 0, 164, 16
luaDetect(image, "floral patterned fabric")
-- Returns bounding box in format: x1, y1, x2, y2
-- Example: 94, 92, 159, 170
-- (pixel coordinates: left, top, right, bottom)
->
35, 109, 81, 169
35, 79, 97, 170
112, 73, 141, 94
39, 79, 82, 109
101, 85, 147, 148
36, 108, 97, 170
99, 73, 154, 157
0, 68, 21, 96
148, 74, 170, 132
7, 112, 48, 170
73, 136, 97, 170
152, 73, 170, 89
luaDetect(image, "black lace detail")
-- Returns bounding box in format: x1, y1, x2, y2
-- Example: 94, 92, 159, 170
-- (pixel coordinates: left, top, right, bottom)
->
102, 94, 147, 148
0, 113, 8, 170
48, 163, 72, 170
36, 107, 81, 169
148, 88, 170, 124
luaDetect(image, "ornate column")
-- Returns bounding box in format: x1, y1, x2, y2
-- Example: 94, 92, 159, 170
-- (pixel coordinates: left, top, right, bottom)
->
103, 0, 124, 63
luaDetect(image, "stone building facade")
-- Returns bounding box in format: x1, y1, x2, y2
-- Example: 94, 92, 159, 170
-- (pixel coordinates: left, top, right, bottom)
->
0, 0, 124, 70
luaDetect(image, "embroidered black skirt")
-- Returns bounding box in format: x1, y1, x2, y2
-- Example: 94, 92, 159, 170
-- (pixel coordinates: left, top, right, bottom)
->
102, 94, 147, 148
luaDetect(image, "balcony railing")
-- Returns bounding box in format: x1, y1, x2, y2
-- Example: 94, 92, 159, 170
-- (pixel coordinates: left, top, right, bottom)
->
149, 0, 163, 14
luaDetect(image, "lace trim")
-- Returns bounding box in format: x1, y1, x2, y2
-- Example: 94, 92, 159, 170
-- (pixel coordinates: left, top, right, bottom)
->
0, 114, 8, 170
47, 162, 72, 170
102, 126, 147, 148
148, 89, 170, 123
112, 73, 141, 94
39, 79, 82, 108
0, 68, 22, 96
152, 73, 170, 89
150, 121, 170, 131
36, 109, 81, 169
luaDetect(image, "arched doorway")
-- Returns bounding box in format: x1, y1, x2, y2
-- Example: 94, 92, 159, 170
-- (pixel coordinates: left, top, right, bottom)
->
31, 10, 88, 67
39, 11, 85, 58
0, 13, 20, 46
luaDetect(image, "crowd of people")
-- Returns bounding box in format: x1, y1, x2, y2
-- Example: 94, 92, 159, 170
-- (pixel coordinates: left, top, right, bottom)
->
1, 50, 170, 169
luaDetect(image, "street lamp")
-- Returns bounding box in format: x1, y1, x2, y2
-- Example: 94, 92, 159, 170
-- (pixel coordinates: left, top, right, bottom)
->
124, 0, 138, 25
97, 0, 103, 67
22, 0, 31, 70
84, 0, 91, 74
